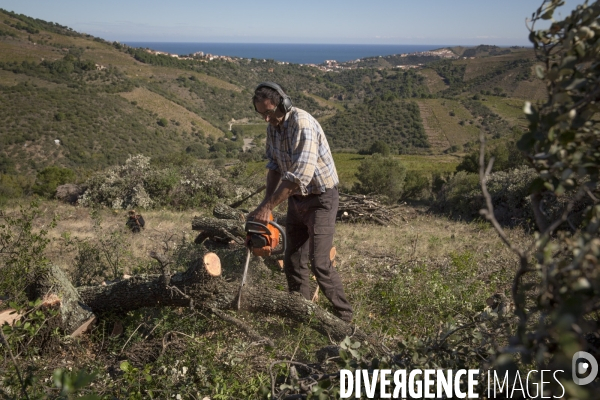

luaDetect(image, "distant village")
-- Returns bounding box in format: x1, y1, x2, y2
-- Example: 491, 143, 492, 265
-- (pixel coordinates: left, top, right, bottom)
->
140, 46, 463, 72
317, 48, 459, 72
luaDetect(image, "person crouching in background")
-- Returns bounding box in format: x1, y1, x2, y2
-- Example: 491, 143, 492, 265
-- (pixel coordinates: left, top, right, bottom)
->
126, 210, 145, 233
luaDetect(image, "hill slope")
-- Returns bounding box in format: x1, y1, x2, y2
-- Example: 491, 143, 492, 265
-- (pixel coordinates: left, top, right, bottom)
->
0, 8, 545, 176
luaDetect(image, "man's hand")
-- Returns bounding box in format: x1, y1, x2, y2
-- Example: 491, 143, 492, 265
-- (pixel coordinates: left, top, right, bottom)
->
248, 179, 299, 225
247, 204, 272, 225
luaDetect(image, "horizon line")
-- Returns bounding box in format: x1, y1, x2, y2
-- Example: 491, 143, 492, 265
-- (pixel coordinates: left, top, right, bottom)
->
119, 41, 531, 47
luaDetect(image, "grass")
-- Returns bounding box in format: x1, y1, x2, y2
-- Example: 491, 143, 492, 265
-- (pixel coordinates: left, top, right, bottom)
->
0, 69, 62, 88
417, 98, 480, 148
334, 214, 523, 337
0, 193, 526, 397
303, 91, 344, 112
418, 68, 449, 93
36, 198, 522, 340
231, 123, 267, 137
0, 38, 62, 63
512, 76, 548, 101
119, 87, 224, 138
483, 95, 529, 128
333, 153, 460, 188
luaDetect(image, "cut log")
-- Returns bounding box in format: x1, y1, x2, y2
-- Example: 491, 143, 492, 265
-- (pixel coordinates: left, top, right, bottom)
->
191, 216, 245, 243
32, 264, 95, 335
75, 257, 384, 352
203, 252, 222, 277
213, 203, 246, 222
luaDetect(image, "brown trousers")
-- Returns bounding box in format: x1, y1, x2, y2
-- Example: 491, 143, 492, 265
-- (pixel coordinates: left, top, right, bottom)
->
284, 187, 353, 320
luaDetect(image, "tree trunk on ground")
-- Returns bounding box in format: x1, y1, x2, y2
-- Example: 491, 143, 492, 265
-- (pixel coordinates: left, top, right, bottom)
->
192, 216, 245, 243
213, 203, 247, 221
26, 264, 95, 336
76, 255, 383, 352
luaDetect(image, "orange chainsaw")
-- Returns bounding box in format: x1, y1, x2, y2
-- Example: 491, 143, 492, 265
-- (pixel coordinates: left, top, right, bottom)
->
236, 213, 286, 310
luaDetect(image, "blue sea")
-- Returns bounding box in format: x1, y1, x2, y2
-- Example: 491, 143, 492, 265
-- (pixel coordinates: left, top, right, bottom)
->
123, 42, 447, 65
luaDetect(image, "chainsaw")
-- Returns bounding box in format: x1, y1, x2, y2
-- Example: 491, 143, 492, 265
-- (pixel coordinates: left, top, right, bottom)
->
236, 213, 286, 310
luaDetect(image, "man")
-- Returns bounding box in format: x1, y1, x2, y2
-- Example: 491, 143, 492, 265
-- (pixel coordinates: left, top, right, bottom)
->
248, 82, 353, 323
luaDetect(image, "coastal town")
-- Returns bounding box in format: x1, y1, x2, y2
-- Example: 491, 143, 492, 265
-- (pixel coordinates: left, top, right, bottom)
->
139, 46, 462, 71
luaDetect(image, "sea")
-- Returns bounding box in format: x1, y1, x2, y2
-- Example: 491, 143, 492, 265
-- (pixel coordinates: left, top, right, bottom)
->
123, 42, 448, 65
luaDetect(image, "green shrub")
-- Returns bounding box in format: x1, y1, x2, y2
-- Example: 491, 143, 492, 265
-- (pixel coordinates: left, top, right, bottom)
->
435, 168, 538, 225
32, 166, 76, 198
79, 154, 252, 210
80, 154, 158, 209
0, 174, 33, 204
456, 141, 525, 174
367, 140, 391, 156
353, 154, 406, 202
401, 171, 431, 201
0, 201, 54, 305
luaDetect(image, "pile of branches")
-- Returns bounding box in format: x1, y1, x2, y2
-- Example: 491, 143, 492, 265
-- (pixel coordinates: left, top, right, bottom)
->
337, 193, 404, 226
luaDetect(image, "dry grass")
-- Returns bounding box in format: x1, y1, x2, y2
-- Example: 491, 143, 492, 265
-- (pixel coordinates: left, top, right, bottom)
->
303, 91, 344, 112
124, 64, 242, 93
463, 51, 534, 81
334, 211, 524, 265
512, 78, 548, 101
333, 209, 527, 336
418, 68, 449, 94
28, 202, 199, 277
0, 38, 62, 63
2, 198, 529, 365
417, 98, 480, 148
119, 87, 223, 138
483, 96, 529, 128
0, 69, 63, 88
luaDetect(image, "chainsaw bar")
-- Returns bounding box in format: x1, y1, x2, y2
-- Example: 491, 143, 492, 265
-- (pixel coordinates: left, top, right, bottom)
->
236, 247, 252, 310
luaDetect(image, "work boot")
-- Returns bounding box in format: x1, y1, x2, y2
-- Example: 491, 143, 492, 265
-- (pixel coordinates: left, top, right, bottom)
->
336, 311, 353, 323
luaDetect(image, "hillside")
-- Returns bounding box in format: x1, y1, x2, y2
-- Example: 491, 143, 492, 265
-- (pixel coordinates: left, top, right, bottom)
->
0, 8, 544, 177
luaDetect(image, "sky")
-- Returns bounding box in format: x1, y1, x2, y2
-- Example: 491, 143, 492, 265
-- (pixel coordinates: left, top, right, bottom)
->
0, 0, 582, 45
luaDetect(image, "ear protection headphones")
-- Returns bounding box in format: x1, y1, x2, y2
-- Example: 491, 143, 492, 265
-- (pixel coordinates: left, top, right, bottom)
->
254, 82, 293, 114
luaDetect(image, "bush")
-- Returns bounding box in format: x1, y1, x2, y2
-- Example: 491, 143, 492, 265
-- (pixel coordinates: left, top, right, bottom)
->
32, 166, 76, 198
79, 154, 254, 210
80, 155, 158, 209
401, 171, 431, 201
435, 168, 538, 225
456, 141, 525, 174
353, 154, 406, 202
367, 140, 391, 156
0, 201, 53, 305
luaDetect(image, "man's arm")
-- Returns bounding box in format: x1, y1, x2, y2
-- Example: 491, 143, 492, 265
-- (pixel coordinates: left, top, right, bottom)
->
265, 168, 281, 199
250, 169, 298, 224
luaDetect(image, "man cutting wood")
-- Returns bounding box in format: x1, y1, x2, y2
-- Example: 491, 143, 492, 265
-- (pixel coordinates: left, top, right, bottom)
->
248, 82, 353, 323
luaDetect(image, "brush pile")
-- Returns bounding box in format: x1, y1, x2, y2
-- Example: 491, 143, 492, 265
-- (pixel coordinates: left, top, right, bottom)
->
337, 193, 404, 226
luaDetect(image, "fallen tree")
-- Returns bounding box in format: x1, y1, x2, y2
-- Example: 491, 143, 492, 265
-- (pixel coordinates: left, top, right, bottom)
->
75, 250, 383, 351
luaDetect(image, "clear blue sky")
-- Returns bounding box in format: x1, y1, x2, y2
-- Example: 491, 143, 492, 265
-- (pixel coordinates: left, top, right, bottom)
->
0, 0, 581, 45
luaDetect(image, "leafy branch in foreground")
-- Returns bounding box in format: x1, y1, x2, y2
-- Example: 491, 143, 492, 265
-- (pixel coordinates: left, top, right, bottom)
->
477, 1, 600, 397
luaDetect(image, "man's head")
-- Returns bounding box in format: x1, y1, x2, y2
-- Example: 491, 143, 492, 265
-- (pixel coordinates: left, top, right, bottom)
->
253, 82, 292, 128
128, 210, 136, 216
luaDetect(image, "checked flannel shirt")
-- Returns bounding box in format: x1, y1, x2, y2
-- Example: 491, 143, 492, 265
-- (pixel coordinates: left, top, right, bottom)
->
265, 107, 339, 196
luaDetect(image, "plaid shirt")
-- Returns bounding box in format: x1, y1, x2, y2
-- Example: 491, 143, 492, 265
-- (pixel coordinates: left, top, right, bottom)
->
266, 107, 339, 195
